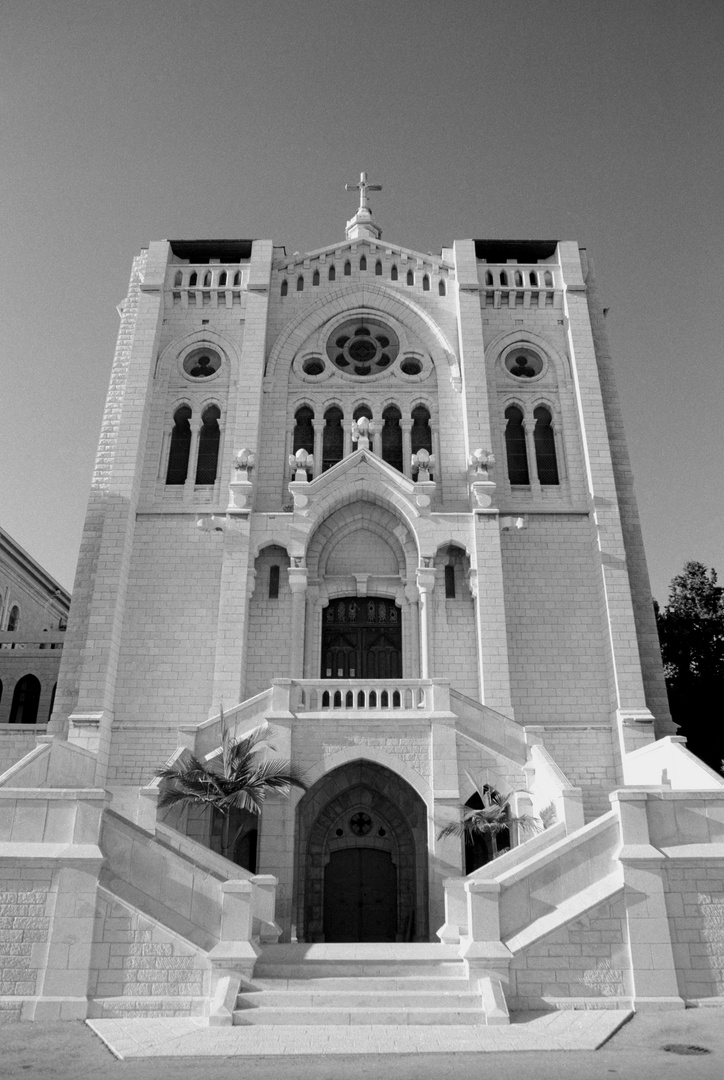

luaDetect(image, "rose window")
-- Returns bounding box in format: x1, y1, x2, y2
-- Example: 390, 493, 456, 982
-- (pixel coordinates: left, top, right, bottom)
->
326, 319, 399, 377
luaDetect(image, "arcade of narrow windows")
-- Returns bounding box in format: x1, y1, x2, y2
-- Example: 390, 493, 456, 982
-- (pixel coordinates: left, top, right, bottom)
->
504, 403, 561, 487
290, 403, 435, 480
280, 260, 447, 296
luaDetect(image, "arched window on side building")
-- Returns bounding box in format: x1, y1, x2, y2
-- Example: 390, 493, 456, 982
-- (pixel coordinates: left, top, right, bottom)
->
9, 675, 41, 724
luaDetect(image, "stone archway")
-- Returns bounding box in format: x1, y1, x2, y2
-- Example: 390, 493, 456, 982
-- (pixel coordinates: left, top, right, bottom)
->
294, 760, 429, 942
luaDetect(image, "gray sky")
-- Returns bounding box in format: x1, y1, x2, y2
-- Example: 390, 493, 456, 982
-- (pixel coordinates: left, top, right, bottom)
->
2, 0, 722, 603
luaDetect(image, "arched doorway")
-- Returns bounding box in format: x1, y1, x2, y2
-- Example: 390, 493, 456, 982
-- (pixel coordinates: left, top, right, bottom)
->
321, 597, 401, 678
295, 760, 429, 942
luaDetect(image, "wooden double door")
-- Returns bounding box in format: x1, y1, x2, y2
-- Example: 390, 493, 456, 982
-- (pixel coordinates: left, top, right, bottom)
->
321, 596, 402, 679
323, 848, 398, 942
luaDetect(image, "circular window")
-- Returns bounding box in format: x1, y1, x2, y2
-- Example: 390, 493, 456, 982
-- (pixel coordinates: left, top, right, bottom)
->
302, 357, 325, 376
326, 318, 399, 377
400, 357, 423, 376
349, 812, 372, 836
183, 349, 222, 379
505, 349, 543, 379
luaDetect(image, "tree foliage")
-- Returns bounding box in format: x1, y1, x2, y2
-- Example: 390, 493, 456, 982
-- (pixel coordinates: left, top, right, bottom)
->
156, 723, 307, 816
437, 774, 539, 862
656, 561, 724, 774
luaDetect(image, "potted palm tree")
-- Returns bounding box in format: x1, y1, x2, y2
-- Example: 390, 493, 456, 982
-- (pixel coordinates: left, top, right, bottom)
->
437, 775, 539, 869
155, 722, 307, 868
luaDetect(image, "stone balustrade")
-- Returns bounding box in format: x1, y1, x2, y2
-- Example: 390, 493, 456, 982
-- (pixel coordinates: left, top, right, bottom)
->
0, 632, 65, 653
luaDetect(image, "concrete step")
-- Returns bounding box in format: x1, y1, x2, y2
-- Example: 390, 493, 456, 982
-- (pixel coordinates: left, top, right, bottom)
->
237, 990, 479, 1010
232, 1006, 487, 1026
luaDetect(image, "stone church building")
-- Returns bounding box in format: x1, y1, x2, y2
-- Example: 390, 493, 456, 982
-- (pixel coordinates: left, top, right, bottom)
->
1, 181, 723, 1026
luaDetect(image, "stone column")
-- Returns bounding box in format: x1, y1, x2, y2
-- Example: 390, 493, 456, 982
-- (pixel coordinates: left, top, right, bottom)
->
416, 567, 436, 679
312, 420, 325, 478
522, 415, 541, 495
470, 512, 514, 715
303, 587, 319, 678
183, 418, 202, 501
401, 419, 413, 478
288, 566, 308, 678
209, 517, 256, 712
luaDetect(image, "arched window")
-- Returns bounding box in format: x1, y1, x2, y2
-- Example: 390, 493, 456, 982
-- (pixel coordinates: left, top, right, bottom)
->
485, 271, 493, 286
411, 405, 432, 455
312, 269, 320, 286
438, 279, 446, 296
422, 274, 430, 291
328, 264, 336, 281
359, 255, 367, 271
544, 271, 553, 287
174, 270, 183, 287
529, 271, 538, 286
375, 260, 382, 276
500, 271, 508, 287
445, 564, 456, 599
0, 679, 3, 706
281, 279, 288, 296
534, 406, 559, 485
269, 565, 280, 599
322, 406, 344, 471
189, 272, 198, 287
219, 271, 227, 287
233, 270, 241, 286
344, 260, 351, 276
9, 675, 41, 724
196, 405, 221, 485
505, 405, 529, 484
381, 405, 403, 472
48, 682, 57, 722
296, 275, 304, 292
390, 265, 398, 281
406, 269, 414, 286
166, 405, 192, 485
293, 405, 315, 456
203, 271, 212, 287
7, 605, 19, 631
514, 271, 523, 287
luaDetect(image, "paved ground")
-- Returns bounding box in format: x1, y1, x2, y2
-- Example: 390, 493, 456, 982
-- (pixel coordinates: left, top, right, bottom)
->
1, 1007, 723, 1080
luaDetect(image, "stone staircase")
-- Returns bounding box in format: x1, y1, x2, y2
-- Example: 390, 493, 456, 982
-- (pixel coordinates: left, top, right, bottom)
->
233, 944, 491, 1027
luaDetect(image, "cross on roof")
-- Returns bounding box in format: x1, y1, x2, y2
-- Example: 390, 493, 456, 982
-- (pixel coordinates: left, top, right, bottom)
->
345, 171, 382, 213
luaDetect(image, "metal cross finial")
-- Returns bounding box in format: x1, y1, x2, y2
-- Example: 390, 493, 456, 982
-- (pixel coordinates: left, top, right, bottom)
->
345, 171, 382, 212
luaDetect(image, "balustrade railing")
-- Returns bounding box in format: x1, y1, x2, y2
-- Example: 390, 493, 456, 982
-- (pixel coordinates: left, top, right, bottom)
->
0, 632, 65, 653
479, 263, 560, 309
290, 678, 448, 713
167, 266, 248, 290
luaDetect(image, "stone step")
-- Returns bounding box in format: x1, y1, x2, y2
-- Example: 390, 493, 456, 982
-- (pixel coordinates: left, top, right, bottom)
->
253, 960, 466, 980
232, 1007, 487, 1026
251, 976, 471, 992
238, 989, 479, 1010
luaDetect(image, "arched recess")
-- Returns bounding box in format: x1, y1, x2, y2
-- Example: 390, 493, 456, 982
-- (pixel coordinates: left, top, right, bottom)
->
294, 759, 429, 942
264, 283, 459, 385
245, 544, 292, 698
304, 498, 420, 678
9, 674, 41, 724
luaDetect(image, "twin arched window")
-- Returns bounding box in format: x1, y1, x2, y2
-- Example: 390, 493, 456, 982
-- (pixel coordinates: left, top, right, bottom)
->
504, 404, 560, 487
166, 404, 221, 486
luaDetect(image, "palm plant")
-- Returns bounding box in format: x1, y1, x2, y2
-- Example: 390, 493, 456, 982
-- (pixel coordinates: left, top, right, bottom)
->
437, 775, 540, 864
155, 722, 307, 861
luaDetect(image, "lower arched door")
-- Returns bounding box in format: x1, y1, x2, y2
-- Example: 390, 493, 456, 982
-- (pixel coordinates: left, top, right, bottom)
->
323, 848, 397, 942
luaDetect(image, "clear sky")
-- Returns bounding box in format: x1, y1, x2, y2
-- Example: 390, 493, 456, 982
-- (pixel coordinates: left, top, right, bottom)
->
2, 0, 722, 603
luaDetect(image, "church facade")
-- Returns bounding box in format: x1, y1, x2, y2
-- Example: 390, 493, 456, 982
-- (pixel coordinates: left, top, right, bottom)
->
1, 186, 723, 1025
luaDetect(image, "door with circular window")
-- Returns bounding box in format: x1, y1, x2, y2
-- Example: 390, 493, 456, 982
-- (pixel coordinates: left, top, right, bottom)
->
321, 597, 401, 679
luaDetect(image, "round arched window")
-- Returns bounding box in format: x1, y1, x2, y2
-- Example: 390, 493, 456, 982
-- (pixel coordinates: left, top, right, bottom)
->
326, 319, 399, 377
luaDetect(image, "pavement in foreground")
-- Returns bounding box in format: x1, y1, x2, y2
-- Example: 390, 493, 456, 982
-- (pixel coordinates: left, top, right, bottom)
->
1, 1007, 724, 1080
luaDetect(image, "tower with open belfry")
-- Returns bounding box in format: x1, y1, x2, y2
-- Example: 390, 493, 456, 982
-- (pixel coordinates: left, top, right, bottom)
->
2, 179, 723, 1029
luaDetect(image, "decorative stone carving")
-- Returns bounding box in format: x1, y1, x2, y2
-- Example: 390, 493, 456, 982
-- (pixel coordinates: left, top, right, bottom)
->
469, 448, 496, 508
289, 448, 314, 481
411, 448, 435, 481
351, 416, 378, 450
227, 448, 256, 512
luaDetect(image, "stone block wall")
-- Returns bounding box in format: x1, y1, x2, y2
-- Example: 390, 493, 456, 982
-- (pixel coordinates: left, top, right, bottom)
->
88, 887, 208, 1017
113, 516, 222, 729
0, 729, 39, 776
245, 547, 293, 697
0, 876, 53, 1021
535, 726, 619, 819
508, 892, 630, 1010
665, 862, 724, 1002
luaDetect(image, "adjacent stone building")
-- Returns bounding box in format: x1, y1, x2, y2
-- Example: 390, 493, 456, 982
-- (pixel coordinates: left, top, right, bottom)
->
0, 527, 69, 768
1, 183, 723, 1025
